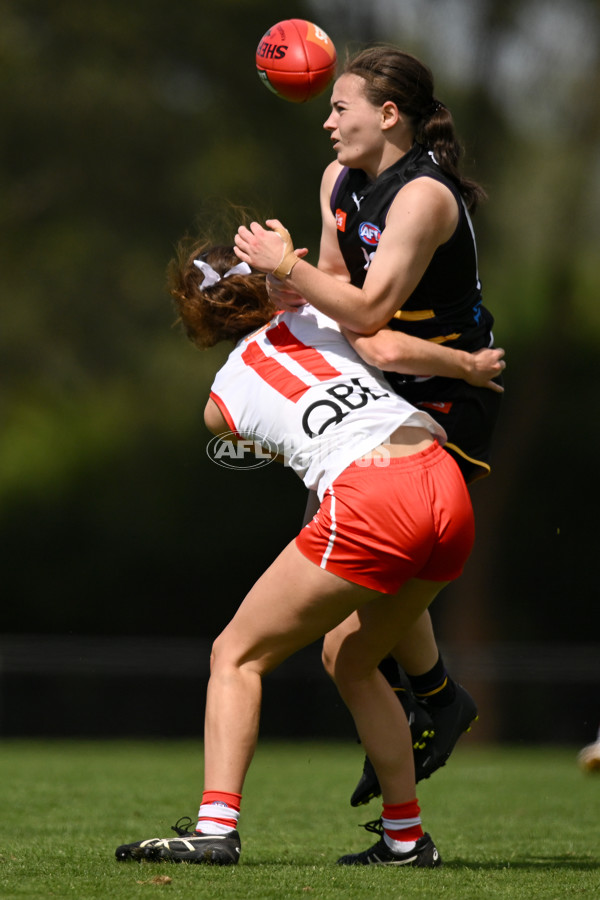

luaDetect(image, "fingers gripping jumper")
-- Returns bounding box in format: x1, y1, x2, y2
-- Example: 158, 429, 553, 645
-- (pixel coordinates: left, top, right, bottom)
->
271, 225, 300, 280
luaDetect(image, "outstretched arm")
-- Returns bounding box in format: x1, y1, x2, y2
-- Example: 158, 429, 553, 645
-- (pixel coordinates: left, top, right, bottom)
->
345, 328, 505, 392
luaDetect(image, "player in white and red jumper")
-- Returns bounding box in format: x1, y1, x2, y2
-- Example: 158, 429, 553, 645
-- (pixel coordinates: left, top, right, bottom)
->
115, 240, 504, 867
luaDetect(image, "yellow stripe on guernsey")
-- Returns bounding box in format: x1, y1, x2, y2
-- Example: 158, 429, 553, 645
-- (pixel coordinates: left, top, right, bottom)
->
428, 333, 461, 344
392, 309, 461, 344
393, 308, 435, 321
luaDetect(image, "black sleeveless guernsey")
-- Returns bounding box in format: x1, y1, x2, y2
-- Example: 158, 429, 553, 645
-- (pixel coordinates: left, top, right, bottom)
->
330, 142, 501, 482
330, 142, 494, 362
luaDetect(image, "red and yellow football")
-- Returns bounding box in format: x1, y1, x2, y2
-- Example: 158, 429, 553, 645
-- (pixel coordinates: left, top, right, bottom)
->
256, 19, 337, 103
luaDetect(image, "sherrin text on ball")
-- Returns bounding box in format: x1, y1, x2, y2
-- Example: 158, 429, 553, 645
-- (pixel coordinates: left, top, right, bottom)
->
256, 19, 337, 103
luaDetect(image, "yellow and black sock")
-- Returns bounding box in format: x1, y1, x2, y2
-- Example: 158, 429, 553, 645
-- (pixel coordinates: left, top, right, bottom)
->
408, 655, 457, 707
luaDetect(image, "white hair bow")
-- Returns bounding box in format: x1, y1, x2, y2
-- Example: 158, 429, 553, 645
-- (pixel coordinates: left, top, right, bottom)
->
193, 259, 252, 289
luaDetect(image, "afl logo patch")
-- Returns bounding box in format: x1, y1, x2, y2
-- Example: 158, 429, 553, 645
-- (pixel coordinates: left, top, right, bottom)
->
358, 222, 381, 246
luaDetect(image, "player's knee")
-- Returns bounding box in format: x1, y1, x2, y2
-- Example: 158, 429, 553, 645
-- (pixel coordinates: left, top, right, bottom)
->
210, 630, 277, 681
209, 633, 227, 674
209, 630, 244, 676
322, 633, 369, 687
321, 637, 336, 680
322, 630, 352, 681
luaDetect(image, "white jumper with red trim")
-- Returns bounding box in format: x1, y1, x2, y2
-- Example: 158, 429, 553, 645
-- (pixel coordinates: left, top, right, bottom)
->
209, 305, 446, 499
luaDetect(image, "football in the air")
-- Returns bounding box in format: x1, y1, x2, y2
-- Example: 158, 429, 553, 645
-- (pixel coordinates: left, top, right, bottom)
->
256, 19, 337, 103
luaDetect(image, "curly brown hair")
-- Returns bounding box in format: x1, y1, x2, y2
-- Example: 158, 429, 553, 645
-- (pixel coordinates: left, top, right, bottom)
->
167, 239, 278, 349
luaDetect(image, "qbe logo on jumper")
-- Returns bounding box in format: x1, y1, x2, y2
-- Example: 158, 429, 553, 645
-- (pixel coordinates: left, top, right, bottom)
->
206, 431, 278, 470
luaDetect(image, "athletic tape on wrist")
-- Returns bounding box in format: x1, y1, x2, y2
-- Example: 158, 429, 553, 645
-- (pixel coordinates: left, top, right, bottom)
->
271, 225, 299, 279
272, 251, 299, 279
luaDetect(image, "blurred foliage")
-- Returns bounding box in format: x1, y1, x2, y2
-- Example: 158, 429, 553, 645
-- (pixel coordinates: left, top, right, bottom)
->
0, 0, 331, 494
1, 0, 599, 642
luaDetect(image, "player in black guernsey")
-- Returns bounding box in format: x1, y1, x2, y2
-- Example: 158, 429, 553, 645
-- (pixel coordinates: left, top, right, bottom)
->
235, 46, 505, 805
330, 141, 501, 484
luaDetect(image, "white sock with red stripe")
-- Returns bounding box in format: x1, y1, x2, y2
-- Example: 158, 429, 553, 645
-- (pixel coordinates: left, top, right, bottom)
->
381, 799, 424, 852
196, 790, 241, 835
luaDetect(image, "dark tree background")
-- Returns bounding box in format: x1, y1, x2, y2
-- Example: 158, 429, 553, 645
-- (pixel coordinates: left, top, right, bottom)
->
1, 0, 598, 743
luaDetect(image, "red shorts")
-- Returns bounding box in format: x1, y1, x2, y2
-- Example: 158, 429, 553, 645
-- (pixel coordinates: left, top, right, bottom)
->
295, 441, 475, 594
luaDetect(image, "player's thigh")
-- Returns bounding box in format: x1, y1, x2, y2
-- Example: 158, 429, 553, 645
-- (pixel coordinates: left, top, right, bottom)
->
323, 578, 447, 683
213, 539, 381, 676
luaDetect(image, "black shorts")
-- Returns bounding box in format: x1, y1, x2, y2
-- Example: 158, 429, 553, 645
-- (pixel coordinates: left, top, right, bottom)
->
386, 375, 503, 484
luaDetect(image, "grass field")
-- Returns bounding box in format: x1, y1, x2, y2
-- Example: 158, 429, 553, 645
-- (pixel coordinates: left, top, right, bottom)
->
1, 739, 598, 899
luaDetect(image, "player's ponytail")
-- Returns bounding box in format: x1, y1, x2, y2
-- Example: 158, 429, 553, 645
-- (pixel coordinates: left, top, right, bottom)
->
343, 46, 486, 212
416, 102, 487, 213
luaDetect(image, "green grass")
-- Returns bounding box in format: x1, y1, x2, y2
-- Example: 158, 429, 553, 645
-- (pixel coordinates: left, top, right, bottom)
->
1, 740, 598, 899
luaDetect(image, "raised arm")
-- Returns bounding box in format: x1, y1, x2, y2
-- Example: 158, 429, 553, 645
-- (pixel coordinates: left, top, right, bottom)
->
234, 176, 457, 334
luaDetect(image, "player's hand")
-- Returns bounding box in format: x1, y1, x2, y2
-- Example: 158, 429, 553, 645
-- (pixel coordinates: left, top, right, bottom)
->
234, 221, 280, 272
234, 220, 307, 276
266, 272, 308, 311
465, 347, 506, 392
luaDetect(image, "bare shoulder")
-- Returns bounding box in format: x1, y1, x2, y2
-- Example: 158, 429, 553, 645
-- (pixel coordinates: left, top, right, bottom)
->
204, 397, 228, 435
392, 176, 458, 215
319, 162, 350, 276
321, 159, 345, 195
386, 176, 459, 242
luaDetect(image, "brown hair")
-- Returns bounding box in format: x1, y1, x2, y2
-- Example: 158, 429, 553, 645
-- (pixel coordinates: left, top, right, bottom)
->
168, 240, 278, 349
343, 46, 486, 212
